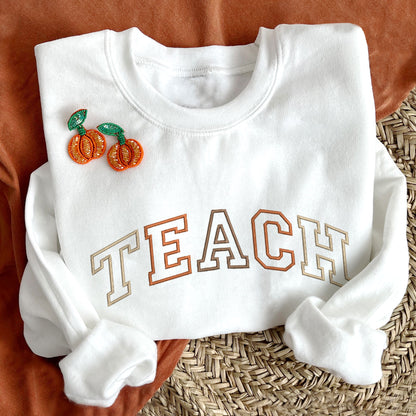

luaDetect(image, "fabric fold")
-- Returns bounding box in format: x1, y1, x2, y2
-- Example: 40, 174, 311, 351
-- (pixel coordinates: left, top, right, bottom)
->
20, 164, 158, 406
284, 138, 409, 384
60, 319, 157, 407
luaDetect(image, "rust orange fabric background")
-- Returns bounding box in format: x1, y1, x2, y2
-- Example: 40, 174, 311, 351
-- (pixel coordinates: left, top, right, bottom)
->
1, 1, 415, 415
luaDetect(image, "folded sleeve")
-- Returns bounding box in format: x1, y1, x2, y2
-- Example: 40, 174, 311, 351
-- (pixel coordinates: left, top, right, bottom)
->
19, 163, 158, 407
283, 138, 409, 385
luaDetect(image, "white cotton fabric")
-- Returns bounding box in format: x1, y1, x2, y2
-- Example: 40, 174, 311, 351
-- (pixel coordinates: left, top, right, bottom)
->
19, 23, 409, 407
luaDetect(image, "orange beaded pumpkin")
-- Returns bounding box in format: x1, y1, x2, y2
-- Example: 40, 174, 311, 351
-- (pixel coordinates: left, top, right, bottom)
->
97, 122, 144, 171
67, 109, 106, 164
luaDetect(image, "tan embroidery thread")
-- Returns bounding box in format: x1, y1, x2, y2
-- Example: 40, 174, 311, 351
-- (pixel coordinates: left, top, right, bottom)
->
90, 210, 352, 306
251, 209, 295, 271
297, 216, 350, 287
214, 224, 229, 244
197, 209, 249, 272
144, 214, 192, 285
90, 230, 140, 306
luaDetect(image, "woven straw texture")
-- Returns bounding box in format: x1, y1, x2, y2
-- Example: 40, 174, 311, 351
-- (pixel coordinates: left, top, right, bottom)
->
139, 88, 416, 416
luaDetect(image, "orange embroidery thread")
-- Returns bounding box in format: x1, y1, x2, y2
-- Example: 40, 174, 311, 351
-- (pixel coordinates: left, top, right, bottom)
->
144, 214, 192, 286
67, 109, 106, 164
97, 122, 144, 171
251, 209, 295, 272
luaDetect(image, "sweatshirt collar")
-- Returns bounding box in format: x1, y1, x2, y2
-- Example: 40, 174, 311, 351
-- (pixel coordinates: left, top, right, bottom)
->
105, 25, 281, 133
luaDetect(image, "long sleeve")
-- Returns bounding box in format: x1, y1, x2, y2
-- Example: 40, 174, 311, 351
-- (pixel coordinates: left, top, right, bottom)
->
283, 138, 409, 385
19, 163, 158, 407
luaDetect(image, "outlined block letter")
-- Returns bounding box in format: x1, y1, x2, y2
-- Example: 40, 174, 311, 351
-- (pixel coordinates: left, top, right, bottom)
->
144, 214, 192, 285
197, 209, 249, 271
297, 216, 350, 287
90, 230, 140, 306
251, 209, 295, 271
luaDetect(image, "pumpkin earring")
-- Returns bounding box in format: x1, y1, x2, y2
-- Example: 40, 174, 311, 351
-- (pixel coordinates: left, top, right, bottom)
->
67, 109, 106, 164
97, 122, 144, 171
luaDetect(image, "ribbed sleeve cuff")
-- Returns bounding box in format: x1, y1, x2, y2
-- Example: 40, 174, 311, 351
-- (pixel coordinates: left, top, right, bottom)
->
59, 319, 157, 407
283, 296, 387, 385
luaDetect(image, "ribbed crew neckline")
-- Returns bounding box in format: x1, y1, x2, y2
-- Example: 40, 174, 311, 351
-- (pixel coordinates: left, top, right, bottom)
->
105, 26, 282, 134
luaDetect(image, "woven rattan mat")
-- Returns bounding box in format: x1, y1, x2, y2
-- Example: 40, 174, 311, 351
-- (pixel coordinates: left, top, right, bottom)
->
139, 88, 416, 416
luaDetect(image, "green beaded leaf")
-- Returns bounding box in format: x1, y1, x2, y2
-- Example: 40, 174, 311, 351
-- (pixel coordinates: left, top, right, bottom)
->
97, 122, 124, 137
68, 109, 87, 130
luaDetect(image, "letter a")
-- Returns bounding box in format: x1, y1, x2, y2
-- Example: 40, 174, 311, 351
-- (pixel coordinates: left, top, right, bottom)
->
197, 209, 249, 271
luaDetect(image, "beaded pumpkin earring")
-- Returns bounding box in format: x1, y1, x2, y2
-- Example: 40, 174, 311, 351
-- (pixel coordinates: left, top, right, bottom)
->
97, 122, 144, 171
67, 109, 106, 164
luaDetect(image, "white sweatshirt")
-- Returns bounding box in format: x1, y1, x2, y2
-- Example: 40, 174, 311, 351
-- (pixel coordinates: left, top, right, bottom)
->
19, 23, 409, 407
